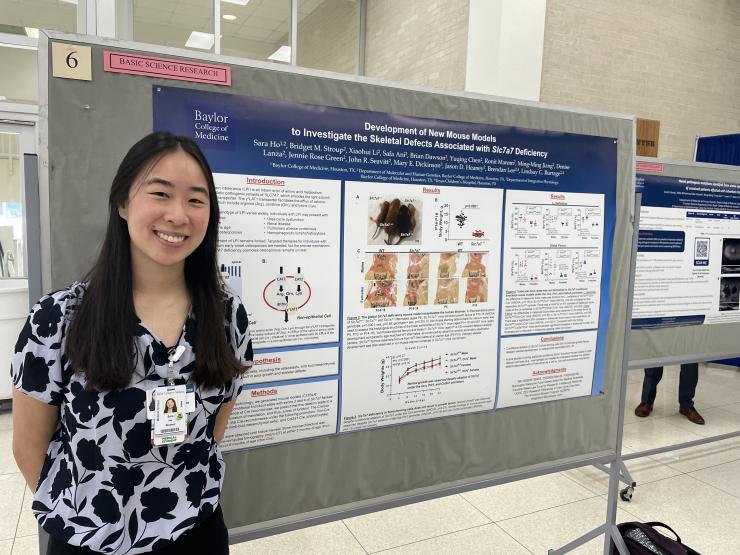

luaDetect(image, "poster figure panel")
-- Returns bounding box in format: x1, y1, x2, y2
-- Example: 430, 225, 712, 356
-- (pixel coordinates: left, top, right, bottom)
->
633, 174, 740, 328
220, 378, 339, 450
341, 181, 502, 432
367, 197, 422, 246
215, 173, 341, 349
497, 331, 597, 407
246, 347, 339, 385
500, 189, 605, 336
496, 189, 606, 407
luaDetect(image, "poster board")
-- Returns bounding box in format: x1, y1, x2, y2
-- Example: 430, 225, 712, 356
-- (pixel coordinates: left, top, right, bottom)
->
39, 32, 634, 535
630, 158, 740, 368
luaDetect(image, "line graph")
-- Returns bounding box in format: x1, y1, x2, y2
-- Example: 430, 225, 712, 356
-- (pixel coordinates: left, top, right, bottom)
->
398, 356, 442, 384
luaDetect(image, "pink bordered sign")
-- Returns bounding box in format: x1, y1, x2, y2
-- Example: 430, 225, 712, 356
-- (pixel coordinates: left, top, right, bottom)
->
636, 161, 664, 173
103, 51, 231, 86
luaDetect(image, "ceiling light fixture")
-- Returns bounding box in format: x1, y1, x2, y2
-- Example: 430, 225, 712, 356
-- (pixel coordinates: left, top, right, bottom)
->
268, 45, 291, 63
185, 31, 215, 50
59, 0, 79, 4
24, 27, 39, 38
222, 14, 237, 21
222, 0, 250, 6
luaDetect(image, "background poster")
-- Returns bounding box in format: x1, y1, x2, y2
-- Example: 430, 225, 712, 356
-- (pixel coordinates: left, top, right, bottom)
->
633, 174, 740, 329
153, 85, 617, 446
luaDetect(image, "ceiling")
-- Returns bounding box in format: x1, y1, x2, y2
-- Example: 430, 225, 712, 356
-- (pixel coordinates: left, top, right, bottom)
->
0, 0, 339, 59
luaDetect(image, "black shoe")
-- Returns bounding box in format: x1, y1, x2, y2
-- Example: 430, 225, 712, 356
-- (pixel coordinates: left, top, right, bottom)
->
634, 403, 653, 417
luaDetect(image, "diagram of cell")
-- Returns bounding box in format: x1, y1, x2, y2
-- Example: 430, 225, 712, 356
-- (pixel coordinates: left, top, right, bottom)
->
263, 266, 312, 322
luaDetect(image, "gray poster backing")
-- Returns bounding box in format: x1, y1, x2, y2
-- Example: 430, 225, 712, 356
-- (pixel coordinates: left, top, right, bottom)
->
39, 31, 634, 546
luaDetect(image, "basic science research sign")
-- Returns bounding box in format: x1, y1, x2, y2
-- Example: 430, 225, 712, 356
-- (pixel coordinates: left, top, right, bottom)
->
153, 85, 618, 451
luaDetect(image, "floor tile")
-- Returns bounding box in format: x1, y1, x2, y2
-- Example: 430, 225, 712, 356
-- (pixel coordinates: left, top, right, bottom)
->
230, 521, 364, 555
0, 474, 24, 541
0, 413, 11, 432
343, 495, 489, 553
701, 365, 740, 385
0, 540, 11, 555
15, 488, 37, 538
656, 406, 740, 438
564, 454, 680, 496
690, 458, 740, 499
622, 416, 704, 453
0, 432, 19, 475
617, 474, 740, 554
376, 523, 531, 554
716, 401, 740, 415
692, 379, 740, 409
462, 473, 596, 522
10, 535, 38, 555
645, 437, 740, 474
496, 496, 633, 555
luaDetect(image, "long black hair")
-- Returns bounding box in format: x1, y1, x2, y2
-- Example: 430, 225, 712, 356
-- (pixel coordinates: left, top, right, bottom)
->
66, 132, 244, 390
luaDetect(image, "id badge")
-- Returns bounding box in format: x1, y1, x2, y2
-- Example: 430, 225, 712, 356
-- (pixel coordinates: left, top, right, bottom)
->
148, 385, 192, 446
146, 384, 195, 419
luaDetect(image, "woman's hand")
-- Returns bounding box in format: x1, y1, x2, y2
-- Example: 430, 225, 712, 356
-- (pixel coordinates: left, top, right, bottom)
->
12, 390, 60, 493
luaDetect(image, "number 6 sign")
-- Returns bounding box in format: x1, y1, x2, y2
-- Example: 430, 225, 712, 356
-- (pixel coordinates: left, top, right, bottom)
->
52, 42, 92, 81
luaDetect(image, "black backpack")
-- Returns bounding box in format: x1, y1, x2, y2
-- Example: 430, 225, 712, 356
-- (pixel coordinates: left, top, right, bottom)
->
613, 521, 701, 555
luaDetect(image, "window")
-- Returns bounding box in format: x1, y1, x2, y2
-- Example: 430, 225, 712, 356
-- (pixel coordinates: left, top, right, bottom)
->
0, 46, 37, 104
220, 0, 291, 63
0, 130, 25, 277
296, 0, 359, 74
0, 0, 79, 36
133, 0, 215, 53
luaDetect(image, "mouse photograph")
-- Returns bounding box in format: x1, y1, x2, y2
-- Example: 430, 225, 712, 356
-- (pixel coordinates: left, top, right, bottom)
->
367, 196, 422, 245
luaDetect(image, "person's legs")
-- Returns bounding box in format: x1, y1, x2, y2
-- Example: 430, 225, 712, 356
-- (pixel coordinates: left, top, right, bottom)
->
678, 363, 704, 424
678, 363, 698, 408
635, 366, 663, 417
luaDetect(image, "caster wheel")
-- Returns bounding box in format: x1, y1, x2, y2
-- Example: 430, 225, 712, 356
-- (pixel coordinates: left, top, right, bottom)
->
620, 486, 634, 502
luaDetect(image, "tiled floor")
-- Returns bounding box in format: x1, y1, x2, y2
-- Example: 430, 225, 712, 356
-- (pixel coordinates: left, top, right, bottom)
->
4, 364, 740, 554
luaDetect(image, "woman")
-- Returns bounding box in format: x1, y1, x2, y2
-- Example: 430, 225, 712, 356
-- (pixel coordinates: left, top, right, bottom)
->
11, 132, 252, 554
163, 398, 178, 414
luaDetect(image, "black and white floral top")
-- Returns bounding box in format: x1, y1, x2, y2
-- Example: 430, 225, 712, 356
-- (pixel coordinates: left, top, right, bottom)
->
11, 282, 252, 554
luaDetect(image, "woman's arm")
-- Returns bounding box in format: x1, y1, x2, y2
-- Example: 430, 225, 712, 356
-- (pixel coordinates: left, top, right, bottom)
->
213, 398, 237, 445
12, 389, 60, 493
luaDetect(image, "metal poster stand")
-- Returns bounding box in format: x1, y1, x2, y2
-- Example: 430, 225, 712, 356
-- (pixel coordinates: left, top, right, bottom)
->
38, 31, 636, 553
549, 193, 641, 555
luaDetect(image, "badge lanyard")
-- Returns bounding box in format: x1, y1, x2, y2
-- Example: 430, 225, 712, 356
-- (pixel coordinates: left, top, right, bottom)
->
167, 345, 186, 385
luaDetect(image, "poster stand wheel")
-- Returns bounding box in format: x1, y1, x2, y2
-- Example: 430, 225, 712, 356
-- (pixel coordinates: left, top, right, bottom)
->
619, 485, 634, 502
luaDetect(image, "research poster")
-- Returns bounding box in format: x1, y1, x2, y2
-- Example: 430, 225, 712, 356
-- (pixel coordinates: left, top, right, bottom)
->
153, 85, 617, 448
633, 172, 740, 329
